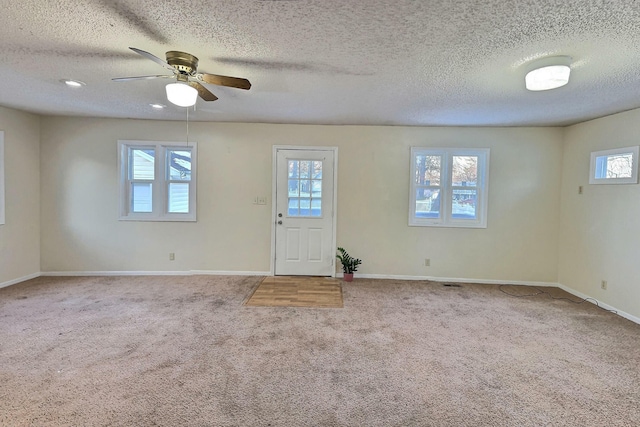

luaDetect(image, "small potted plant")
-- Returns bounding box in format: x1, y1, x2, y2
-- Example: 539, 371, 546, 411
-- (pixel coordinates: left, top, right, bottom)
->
336, 247, 362, 282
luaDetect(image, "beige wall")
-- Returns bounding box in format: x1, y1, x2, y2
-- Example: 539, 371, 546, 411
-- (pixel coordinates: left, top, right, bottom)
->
559, 109, 640, 319
39, 117, 563, 283
0, 107, 40, 285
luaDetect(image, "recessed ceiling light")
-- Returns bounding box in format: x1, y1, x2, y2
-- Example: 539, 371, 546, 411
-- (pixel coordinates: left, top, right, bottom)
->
150, 103, 166, 109
525, 56, 572, 91
61, 79, 86, 87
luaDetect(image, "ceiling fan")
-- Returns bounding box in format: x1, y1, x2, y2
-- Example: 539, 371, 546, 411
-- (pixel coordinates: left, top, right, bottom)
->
113, 47, 251, 107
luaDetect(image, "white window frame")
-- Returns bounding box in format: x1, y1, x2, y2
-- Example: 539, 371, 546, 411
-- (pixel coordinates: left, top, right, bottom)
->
409, 147, 489, 228
589, 146, 639, 185
0, 131, 4, 225
118, 140, 197, 221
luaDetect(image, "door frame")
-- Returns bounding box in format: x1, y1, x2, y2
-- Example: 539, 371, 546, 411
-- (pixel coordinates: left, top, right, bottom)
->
270, 145, 338, 277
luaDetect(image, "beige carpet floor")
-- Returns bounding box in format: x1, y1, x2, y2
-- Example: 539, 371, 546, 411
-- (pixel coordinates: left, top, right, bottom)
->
1, 275, 639, 426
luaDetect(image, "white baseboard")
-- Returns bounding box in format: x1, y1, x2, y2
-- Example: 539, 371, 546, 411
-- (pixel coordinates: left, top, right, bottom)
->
190, 270, 271, 276
0, 272, 41, 289
40, 270, 271, 277
354, 273, 559, 288
557, 283, 640, 325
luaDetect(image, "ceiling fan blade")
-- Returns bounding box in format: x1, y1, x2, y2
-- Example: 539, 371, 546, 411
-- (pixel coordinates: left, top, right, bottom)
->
129, 47, 174, 71
112, 75, 173, 82
198, 73, 251, 90
189, 81, 218, 101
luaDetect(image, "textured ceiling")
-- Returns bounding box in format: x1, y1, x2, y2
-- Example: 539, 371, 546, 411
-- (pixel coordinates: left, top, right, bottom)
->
1, 0, 640, 126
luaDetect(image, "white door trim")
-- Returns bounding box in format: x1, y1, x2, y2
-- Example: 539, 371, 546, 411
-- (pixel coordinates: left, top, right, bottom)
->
270, 145, 338, 277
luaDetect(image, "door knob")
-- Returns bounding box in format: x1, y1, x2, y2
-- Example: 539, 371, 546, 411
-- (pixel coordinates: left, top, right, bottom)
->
277, 220, 283, 225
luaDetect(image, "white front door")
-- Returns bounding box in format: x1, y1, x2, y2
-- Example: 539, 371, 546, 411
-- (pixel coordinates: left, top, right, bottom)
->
274, 148, 336, 276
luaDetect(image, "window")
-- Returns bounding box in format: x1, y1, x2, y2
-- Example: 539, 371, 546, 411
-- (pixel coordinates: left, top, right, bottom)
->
589, 146, 639, 185
0, 131, 4, 225
410, 147, 489, 228
118, 140, 197, 221
287, 159, 323, 217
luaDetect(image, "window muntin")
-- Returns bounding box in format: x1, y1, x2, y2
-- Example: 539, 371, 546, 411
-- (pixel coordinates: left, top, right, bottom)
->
119, 141, 197, 221
589, 146, 639, 185
410, 147, 489, 228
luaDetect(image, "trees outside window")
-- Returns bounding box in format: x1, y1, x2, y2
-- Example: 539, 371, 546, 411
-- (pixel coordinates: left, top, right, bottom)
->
410, 147, 489, 228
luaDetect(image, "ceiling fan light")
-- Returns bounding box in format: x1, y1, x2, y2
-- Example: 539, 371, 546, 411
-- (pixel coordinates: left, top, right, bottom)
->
165, 82, 198, 107
525, 65, 571, 91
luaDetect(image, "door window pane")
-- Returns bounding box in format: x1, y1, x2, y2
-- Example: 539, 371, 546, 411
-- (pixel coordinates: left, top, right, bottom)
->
300, 198, 311, 215
168, 183, 189, 213
287, 159, 323, 217
311, 199, 322, 217
131, 182, 152, 212
167, 150, 191, 181
415, 188, 440, 219
312, 180, 322, 197
312, 161, 322, 178
288, 198, 299, 215
288, 179, 299, 196
130, 149, 155, 180
299, 161, 311, 178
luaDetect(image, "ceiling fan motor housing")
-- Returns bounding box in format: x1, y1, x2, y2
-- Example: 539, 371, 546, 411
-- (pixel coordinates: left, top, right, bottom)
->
166, 51, 199, 75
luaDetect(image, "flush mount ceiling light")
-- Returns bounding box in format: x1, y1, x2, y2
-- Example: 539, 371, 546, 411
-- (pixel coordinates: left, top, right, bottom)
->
165, 81, 198, 107
149, 103, 166, 109
525, 56, 572, 91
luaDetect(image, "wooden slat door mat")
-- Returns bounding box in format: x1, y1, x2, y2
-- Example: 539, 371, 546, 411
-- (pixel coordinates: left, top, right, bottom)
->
245, 276, 343, 308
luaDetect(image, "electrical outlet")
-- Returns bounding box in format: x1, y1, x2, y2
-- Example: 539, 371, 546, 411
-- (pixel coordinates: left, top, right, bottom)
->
169, 253, 175, 261
257, 196, 267, 205
424, 258, 431, 267
601, 280, 607, 290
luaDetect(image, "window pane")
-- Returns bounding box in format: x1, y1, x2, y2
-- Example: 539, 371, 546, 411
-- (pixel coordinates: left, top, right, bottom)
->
452, 156, 478, 186
311, 199, 322, 217
130, 149, 155, 180
415, 155, 441, 185
288, 198, 299, 216
300, 179, 311, 196
452, 189, 477, 219
415, 188, 440, 219
300, 198, 311, 215
311, 180, 322, 198
288, 179, 299, 196
288, 160, 299, 178
595, 153, 633, 179
312, 161, 323, 178
168, 183, 189, 213
168, 150, 191, 181
299, 161, 311, 178
131, 182, 152, 213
